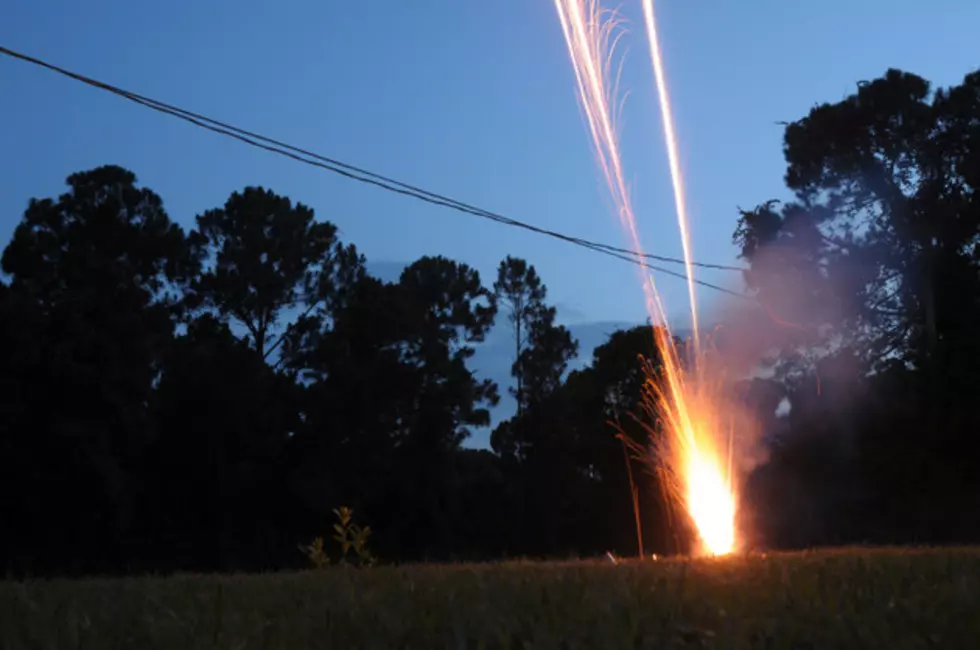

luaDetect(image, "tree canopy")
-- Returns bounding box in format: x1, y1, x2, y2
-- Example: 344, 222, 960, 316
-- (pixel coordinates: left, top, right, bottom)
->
736, 67, 980, 545
4, 65, 980, 576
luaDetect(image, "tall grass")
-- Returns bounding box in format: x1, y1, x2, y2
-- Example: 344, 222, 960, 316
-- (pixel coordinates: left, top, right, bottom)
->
2, 547, 978, 649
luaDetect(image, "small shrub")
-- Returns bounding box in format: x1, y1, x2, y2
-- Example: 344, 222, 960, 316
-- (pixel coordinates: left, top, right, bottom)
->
299, 506, 375, 569
332, 506, 375, 567
297, 536, 330, 569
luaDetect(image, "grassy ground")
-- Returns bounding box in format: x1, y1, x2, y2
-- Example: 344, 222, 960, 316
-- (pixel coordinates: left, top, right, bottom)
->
2, 547, 978, 649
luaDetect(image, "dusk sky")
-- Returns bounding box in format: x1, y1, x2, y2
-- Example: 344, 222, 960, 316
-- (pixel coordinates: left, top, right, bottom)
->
3, 0, 978, 325
2, 1, 979, 448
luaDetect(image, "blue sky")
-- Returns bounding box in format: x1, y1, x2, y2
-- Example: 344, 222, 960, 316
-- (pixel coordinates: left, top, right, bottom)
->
3, 0, 979, 445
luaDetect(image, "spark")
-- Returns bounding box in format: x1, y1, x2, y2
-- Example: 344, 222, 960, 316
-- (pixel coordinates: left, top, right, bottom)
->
553, 0, 663, 324
553, 0, 737, 556
641, 0, 700, 347
640, 0, 735, 556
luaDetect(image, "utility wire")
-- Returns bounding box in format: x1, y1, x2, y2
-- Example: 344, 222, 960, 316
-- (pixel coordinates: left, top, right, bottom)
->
0, 44, 747, 299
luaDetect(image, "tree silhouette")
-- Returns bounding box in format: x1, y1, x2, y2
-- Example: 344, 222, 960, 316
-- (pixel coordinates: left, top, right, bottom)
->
192, 187, 352, 359
282, 273, 421, 560
491, 258, 578, 461
137, 314, 301, 571
493, 256, 547, 418
736, 67, 980, 546
0, 165, 199, 574
736, 69, 980, 383
4, 65, 980, 576
387, 256, 499, 558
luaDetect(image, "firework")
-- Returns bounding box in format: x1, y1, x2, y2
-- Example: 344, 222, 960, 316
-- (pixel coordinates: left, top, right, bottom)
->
554, 0, 737, 556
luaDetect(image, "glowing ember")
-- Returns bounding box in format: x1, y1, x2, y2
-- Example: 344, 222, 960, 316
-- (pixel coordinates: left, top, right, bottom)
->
553, 0, 737, 555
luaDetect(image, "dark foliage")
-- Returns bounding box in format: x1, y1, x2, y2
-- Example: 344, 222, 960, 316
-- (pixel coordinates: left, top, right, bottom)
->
3, 67, 980, 576
737, 67, 980, 548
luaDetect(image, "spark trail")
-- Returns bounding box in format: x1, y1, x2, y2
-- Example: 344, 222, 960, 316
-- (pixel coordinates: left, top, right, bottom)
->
641, 0, 700, 346
553, 0, 663, 324
553, 0, 737, 556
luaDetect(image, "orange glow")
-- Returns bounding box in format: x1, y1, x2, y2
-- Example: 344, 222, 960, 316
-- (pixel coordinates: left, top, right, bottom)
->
553, 0, 736, 556
648, 323, 737, 556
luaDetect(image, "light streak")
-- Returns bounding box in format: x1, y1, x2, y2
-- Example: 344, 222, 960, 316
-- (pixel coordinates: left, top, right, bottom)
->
553, 0, 736, 556
641, 0, 700, 347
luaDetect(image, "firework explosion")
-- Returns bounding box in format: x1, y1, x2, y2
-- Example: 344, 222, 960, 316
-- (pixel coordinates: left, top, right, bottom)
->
553, 0, 737, 555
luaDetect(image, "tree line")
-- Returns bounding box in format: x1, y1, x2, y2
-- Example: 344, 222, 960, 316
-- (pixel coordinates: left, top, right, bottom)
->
2, 66, 979, 576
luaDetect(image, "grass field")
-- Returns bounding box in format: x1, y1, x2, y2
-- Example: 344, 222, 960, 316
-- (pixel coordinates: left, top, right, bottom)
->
2, 547, 978, 649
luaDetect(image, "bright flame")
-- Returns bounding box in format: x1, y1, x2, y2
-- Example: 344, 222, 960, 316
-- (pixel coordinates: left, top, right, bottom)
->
553, 0, 737, 556
648, 322, 737, 556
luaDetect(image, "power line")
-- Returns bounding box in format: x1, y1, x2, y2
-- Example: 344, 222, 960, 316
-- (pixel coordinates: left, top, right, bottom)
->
0, 44, 748, 298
